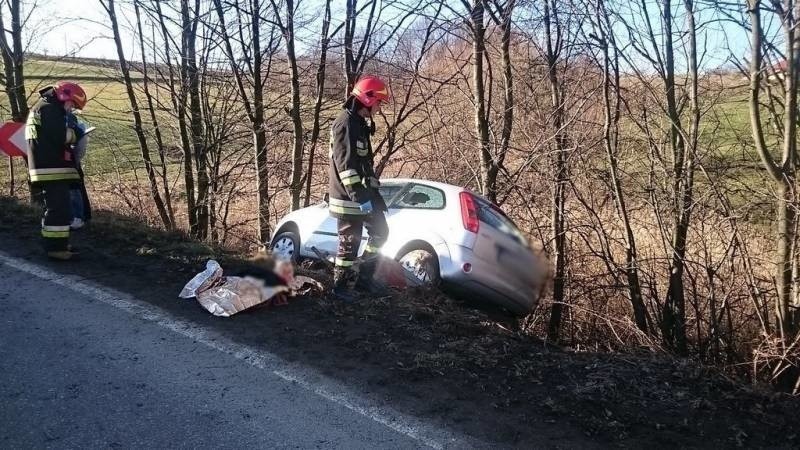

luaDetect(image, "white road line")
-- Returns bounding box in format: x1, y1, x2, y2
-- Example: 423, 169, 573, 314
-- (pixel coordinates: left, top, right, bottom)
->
0, 251, 468, 449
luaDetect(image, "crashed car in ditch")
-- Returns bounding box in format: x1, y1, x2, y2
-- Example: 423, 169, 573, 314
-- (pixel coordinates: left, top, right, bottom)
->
269, 178, 545, 316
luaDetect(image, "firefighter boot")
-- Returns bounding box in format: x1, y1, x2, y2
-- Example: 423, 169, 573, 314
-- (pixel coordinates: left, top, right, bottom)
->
331, 267, 358, 302
355, 257, 391, 297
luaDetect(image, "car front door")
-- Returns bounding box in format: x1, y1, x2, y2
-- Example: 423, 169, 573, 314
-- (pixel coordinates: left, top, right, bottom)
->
304, 183, 409, 261
300, 203, 339, 259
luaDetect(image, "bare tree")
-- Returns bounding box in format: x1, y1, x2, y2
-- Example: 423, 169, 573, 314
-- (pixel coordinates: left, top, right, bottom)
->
0, 0, 31, 197
342, 0, 419, 93
101, 0, 173, 230
588, 0, 648, 333
460, 0, 497, 203
151, 0, 197, 236
343, 0, 377, 92
134, 0, 175, 228
212, 0, 274, 243
486, 0, 515, 190
746, 0, 800, 339
543, 0, 570, 342
181, 0, 210, 239
269, 0, 304, 211
611, 0, 703, 353
661, 0, 701, 353
653, 0, 697, 354
0, 0, 27, 122
303, 0, 337, 207
371, 1, 458, 175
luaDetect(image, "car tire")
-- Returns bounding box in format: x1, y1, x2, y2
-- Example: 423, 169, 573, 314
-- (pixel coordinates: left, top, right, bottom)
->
396, 244, 441, 286
270, 230, 300, 262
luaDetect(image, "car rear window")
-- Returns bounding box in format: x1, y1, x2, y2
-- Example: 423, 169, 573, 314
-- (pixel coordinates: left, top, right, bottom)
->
474, 197, 527, 245
393, 184, 446, 209
378, 184, 406, 204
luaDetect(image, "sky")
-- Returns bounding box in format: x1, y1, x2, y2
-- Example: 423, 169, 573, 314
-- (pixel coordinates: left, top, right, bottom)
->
25, 0, 754, 71
31, 0, 121, 59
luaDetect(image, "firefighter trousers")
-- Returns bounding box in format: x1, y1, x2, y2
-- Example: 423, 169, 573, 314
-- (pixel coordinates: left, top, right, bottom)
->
39, 181, 72, 253
333, 211, 389, 286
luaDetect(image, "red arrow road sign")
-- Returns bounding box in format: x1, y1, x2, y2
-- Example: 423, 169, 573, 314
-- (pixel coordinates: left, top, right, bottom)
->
0, 122, 26, 158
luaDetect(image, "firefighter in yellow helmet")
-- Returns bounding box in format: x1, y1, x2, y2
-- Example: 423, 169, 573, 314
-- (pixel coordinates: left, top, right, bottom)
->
26, 81, 88, 260
327, 76, 391, 301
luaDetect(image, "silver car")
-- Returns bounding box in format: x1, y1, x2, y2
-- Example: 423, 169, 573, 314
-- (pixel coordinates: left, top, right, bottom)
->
269, 178, 545, 316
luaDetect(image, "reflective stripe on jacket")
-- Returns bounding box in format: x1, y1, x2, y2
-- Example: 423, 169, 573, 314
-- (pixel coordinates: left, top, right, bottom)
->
29, 167, 80, 182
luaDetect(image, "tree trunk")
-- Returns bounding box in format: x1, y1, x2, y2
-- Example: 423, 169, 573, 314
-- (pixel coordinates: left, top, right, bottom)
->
777, 181, 796, 336
212, 0, 271, 244
747, 0, 800, 354
181, 0, 209, 240
488, 0, 514, 192
282, 0, 305, 211
0, 0, 33, 201
777, 0, 800, 336
469, 0, 495, 203
304, 0, 332, 207
498, 3, 513, 169
155, 0, 196, 234
0, 0, 29, 122
660, 0, 690, 353
136, 0, 175, 228
0, 26, 18, 120
9, 0, 26, 122
342, 0, 379, 95
251, 0, 271, 243
103, 0, 172, 230
544, 0, 568, 342
344, 0, 357, 94
597, 0, 648, 333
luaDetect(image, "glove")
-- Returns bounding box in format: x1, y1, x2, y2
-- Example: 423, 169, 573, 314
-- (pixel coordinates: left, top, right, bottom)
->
359, 201, 373, 214
66, 114, 86, 142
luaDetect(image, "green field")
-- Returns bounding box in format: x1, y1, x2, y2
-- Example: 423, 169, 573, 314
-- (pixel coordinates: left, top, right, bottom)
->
0, 56, 782, 217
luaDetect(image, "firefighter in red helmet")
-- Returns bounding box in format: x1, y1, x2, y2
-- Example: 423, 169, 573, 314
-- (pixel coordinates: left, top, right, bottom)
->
26, 81, 88, 260
327, 76, 391, 301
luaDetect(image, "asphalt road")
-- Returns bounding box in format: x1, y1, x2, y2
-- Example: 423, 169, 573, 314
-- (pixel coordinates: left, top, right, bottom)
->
0, 258, 458, 449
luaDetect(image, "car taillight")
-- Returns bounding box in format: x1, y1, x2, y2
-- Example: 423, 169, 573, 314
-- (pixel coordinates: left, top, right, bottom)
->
460, 192, 479, 233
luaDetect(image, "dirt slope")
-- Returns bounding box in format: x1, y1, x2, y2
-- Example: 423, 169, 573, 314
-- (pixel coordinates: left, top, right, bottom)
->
1, 196, 797, 449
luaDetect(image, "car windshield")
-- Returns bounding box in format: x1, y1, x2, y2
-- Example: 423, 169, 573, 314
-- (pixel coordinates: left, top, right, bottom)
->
474, 196, 528, 246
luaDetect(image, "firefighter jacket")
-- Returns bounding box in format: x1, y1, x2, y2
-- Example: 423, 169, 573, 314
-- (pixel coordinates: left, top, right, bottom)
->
327, 108, 385, 218
25, 91, 84, 184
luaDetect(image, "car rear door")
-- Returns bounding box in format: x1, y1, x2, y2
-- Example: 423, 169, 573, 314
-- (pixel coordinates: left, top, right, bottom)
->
379, 183, 448, 255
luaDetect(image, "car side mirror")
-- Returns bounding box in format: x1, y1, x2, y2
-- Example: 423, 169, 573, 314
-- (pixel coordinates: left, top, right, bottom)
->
402, 191, 430, 205
323, 193, 329, 205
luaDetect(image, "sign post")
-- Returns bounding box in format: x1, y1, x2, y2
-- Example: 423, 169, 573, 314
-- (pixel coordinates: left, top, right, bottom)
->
8, 156, 12, 196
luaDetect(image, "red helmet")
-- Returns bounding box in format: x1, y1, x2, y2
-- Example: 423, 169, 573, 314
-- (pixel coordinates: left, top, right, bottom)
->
351, 76, 390, 108
53, 81, 87, 110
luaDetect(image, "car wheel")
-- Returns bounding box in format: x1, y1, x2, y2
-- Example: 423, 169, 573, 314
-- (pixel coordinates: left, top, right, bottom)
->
397, 245, 440, 285
270, 231, 300, 262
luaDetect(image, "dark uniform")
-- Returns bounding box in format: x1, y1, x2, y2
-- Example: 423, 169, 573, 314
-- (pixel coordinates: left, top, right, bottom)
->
26, 89, 84, 257
66, 112, 92, 224
328, 107, 388, 288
